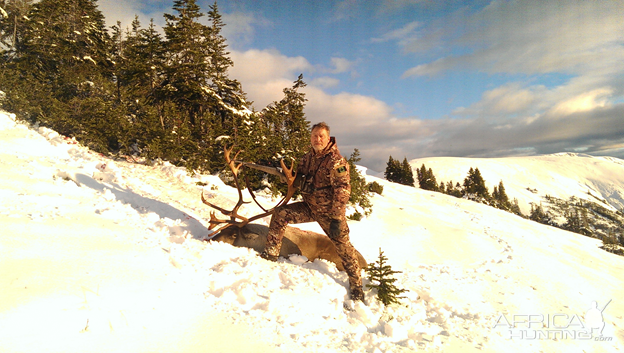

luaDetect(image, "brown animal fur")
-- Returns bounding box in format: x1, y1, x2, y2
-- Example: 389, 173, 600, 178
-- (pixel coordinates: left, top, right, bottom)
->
210, 223, 367, 271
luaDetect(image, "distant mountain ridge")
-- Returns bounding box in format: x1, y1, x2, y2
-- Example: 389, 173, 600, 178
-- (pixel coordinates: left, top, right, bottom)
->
408, 153, 624, 254
410, 153, 624, 215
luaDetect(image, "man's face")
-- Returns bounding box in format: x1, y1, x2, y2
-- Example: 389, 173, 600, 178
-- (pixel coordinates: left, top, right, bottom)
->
310, 127, 330, 152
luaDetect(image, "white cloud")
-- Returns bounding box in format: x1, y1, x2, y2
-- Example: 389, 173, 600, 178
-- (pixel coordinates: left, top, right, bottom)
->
548, 88, 613, 117
372, 21, 420, 43
222, 11, 272, 48
403, 0, 624, 77
228, 49, 314, 108
453, 83, 545, 118
310, 77, 340, 89
329, 57, 356, 74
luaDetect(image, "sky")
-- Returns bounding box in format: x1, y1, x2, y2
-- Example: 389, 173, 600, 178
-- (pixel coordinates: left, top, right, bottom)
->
98, 0, 624, 171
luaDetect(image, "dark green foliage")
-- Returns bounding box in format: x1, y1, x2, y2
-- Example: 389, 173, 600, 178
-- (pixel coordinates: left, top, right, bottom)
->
416, 164, 438, 191
492, 180, 512, 211
1, 0, 122, 153
347, 148, 373, 220
0, 0, 33, 56
254, 74, 310, 196
462, 167, 490, 201
384, 156, 414, 187
365, 248, 408, 306
445, 180, 463, 198
368, 181, 384, 195
529, 203, 551, 225
384, 156, 400, 183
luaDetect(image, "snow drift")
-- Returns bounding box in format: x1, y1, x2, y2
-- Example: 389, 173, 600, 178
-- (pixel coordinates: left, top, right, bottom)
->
0, 110, 622, 353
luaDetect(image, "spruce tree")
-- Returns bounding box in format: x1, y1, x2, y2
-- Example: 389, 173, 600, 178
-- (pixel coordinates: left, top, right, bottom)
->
417, 164, 438, 191
0, 0, 33, 55
161, 0, 212, 132
160, 0, 247, 171
530, 203, 551, 225
365, 248, 408, 306
384, 156, 400, 183
7, 0, 119, 152
250, 74, 310, 193
385, 156, 414, 186
400, 158, 415, 187
114, 17, 166, 156
347, 149, 373, 220
493, 180, 511, 211
463, 167, 490, 201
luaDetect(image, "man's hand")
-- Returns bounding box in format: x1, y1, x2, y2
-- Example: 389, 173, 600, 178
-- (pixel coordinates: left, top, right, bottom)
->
329, 218, 341, 239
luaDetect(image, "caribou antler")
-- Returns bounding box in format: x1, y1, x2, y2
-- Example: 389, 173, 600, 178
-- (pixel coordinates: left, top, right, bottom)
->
245, 158, 297, 223
201, 145, 250, 233
201, 146, 298, 236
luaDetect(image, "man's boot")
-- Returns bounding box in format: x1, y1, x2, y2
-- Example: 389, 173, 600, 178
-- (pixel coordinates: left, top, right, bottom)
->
259, 250, 278, 262
350, 284, 364, 302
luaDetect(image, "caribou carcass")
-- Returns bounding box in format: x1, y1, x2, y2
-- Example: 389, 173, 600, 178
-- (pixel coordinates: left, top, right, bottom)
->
208, 223, 367, 271
202, 146, 367, 271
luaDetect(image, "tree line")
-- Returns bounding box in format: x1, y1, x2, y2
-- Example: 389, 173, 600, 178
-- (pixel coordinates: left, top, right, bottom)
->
384, 156, 521, 214
0, 0, 309, 175
0, 0, 377, 217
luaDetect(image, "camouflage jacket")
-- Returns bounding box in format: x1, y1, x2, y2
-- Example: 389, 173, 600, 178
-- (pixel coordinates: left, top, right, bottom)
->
297, 137, 351, 219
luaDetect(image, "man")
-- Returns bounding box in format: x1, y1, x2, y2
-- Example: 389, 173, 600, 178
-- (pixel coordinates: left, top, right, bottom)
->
260, 122, 364, 302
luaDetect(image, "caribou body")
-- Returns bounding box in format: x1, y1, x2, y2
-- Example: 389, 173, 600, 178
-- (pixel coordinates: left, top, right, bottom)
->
208, 223, 367, 271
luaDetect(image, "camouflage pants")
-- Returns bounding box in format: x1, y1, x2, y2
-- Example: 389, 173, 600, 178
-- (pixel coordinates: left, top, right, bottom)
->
265, 202, 362, 294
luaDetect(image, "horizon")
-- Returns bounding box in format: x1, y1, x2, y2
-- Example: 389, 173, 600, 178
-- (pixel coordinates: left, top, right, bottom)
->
95, 0, 624, 171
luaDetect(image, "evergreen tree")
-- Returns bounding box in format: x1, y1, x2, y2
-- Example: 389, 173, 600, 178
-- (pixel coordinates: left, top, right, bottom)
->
161, 0, 212, 133
445, 180, 462, 198
564, 208, 582, 234
530, 203, 551, 225
492, 180, 511, 211
416, 164, 438, 191
462, 167, 490, 201
385, 156, 414, 186
0, 0, 33, 56
347, 149, 373, 220
384, 156, 401, 183
205, 1, 246, 114
252, 74, 310, 193
114, 17, 166, 156
365, 248, 408, 306
400, 158, 415, 187
5, 0, 120, 153
158, 0, 250, 172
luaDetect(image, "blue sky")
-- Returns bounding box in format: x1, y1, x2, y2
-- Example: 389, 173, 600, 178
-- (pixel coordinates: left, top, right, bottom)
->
99, 0, 624, 171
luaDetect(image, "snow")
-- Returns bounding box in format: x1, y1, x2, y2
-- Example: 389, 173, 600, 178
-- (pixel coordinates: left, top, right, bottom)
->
0, 109, 623, 352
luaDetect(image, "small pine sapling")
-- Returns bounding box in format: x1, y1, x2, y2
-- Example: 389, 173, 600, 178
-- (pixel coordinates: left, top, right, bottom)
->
365, 248, 408, 306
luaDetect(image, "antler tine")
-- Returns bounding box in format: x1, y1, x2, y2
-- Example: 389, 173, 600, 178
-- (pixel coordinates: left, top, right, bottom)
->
246, 158, 298, 223
207, 211, 227, 230
223, 145, 244, 176
200, 144, 253, 236
275, 157, 297, 206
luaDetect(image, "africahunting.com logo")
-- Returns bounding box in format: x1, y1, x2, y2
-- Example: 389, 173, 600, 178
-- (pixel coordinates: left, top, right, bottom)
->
493, 300, 613, 341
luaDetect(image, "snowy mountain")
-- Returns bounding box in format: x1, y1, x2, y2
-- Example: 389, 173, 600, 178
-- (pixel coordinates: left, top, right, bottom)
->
410, 154, 624, 215
1, 110, 623, 353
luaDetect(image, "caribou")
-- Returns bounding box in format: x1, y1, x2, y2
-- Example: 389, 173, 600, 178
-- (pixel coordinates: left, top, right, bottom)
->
201, 146, 367, 271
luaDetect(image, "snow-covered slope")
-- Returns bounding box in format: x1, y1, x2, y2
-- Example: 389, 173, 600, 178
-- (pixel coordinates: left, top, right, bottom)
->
1, 110, 623, 353
410, 154, 624, 215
